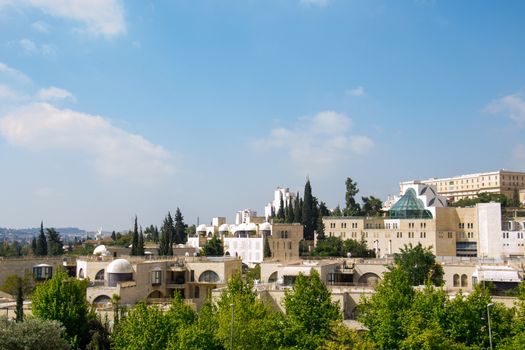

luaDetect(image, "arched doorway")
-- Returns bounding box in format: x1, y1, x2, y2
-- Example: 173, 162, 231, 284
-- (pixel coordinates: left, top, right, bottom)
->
268, 271, 278, 283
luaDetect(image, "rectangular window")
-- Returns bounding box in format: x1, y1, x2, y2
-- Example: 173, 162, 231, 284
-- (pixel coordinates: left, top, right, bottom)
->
151, 270, 162, 285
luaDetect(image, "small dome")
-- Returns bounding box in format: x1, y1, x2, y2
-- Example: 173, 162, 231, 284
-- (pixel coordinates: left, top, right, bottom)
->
219, 224, 229, 232
197, 224, 207, 232
93, 245, 109, 256
245, 223, 257, 231
107, 259, 134, 274
234, 223, 247, 232
259, 222, 271, 231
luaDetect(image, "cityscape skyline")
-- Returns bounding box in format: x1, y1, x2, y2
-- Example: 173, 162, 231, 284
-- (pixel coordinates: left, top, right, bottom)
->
1, 0, 524, 230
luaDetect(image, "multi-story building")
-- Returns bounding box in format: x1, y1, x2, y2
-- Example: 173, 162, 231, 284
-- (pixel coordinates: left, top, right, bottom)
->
264, 187, 297, 218
78, 255, 241, 310
401, 170, 525, 203
324, 183, 525, 258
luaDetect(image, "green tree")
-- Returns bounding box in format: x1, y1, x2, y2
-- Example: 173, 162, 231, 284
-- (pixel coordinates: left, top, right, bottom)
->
174, 207, 187, 244
313, 237, 344, 257
31, 236, 37, 255
394, 243, 444, 286
332, 205, 343, 217
36, 221, 48, 256
361, 196, 383, 217
344, 177, 361, 216
264, 237, 271, 258
293, 193, 302, 223
343, 238, 375, 258
1, 274, 34, 322
46, 228, 64, 256
319, 321, 375, 350
0, 316, 70, 350
277, 192, 285, 222
202, 236, 224, 256
302, 179, 315, 240
111, 230, 116, 241
137, 226, 145, 256
131, 216, 139, 256
32, 272, 91, 348
282, 269, 341, 349
286, 198, 295, 223
159, 212, 174, 256
216, 273, 283, 350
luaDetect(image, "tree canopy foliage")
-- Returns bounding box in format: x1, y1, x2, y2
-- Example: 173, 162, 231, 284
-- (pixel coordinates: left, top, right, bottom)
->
393, 243, 444, 286
0, 316, 70, 350
313, 236, 375, 258
202, 235, 224, 256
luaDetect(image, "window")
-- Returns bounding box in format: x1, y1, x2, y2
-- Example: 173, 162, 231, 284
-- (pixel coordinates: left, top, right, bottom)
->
420, 232, 426, 238
453, 274, 460, 287
461, 274, 468, 287
33, 265, 53, 281
199, 270, 220, 283
151, 270, 162, 285
194, 286, 200, 299
448, 232, 453, 239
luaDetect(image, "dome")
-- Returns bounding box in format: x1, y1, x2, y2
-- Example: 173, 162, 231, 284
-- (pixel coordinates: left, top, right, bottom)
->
245, 223, 257, 231
197, 224, 207, 232
93, 245, 109, 256
259, 222, 271, 231
234, 223, 247, 232
219, 224, 229, 232
107, 259, 134, 274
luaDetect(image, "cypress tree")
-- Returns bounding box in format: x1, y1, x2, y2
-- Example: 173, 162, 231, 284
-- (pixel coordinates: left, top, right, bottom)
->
111, 231, 116, 241
294, 193, 302, 223
159, 212, 174, 256
152, 226, 159, 243
131, 216, 139, 256
277, 193, 285, 221
264, 237, 272, 258
174, 208, 186, 244
46, 228, 63, 256
302, 179, 315, 240
36, 221, 47, 256
31, 236, 37, 255
286, 198, 294, 223
137, 226, 145, 256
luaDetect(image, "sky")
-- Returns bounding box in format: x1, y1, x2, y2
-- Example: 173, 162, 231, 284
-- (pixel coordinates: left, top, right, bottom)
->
0, 0, 524, 231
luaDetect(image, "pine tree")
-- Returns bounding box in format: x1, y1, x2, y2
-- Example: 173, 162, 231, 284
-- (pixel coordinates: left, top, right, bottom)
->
152, 226, 159, 243
131, 216, 139, 256
174, 208, 186, 244
159, 212, 174, 256
36, 221, 47, 256
302, 179, 315, 240
345, 177, 361, 216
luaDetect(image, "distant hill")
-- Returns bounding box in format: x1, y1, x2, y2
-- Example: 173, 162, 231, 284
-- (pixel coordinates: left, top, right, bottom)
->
0, 227, 87, 236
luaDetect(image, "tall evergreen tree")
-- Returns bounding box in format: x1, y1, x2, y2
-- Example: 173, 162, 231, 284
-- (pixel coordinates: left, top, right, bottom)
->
264, 236, 272, 258
137, 226, 145, 256
159, 212, 174, 256
316, 201, 329, 241
36, 221, 47, 256
302, 179, 315, 240
345, 177, 361, 216
174, 208, 187, 244
277, 193, 285, 222
153, 226, 159, 243
131, 216, 139, 256
111, 231, 117, 241
286, 198, 295, 223
31, 236, 37, 255
294, 193, 302, 223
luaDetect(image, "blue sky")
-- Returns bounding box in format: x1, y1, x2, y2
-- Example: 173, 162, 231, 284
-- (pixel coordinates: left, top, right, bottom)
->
0, 0, 524, 231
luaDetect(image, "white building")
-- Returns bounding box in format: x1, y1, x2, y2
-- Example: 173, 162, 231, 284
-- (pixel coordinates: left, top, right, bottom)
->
235, 209, 257, 225
264, 187, 296, 218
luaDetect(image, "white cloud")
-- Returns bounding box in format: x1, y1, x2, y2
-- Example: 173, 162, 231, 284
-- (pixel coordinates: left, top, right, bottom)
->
346, 86, 365, 97
32, 20, 50, 32
7, 39, 56, 56
0, 102, 175, 184
1, 0, 126, 38
300, 0, 329, 7
486, 93, 525, 127
19, 38, 37, 54
253, 111, 373, 171
37, 86, 76, 102
0, 62, 31, 83
0, 84, 19, 99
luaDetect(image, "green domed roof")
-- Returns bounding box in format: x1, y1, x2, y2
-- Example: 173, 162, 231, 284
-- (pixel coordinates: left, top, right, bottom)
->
389, 188, 433, 219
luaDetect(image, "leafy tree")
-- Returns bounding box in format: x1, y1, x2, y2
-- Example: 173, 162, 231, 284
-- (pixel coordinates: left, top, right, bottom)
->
0, 316, 70, 350
344, 177, 361, 216
184, 224, 195, 239
47, 228, 64, 256
159, 212, 174, 256
331, 205, 343, 217
31, 236, 37, 255
32, 272, 91, 348
313, 237, 344, 257
36, 221, 48, 256
361, 196, 383, 217
174, 207, 187, 244
1, 273, 34, 322
359, 267, 415, 349
319, 321, 375, 350
246, 264, 261, 282
202, 236, 224, 256
282, 269, 341, 349
316, 201, 329, 240
131, 216, 139, 256
451, 192, 511, 208
394, 243, 444, 286
344, 238, 375, 258
302, 179, 315, 240
216, 273, 283, 350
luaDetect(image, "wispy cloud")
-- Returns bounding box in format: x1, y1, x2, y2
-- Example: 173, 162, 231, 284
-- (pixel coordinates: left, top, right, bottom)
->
32, 20, 50, 33
1, 0, 126, 38
0, 62, 31, 84
7, 39, 56, 57
346, 86, 365, 97
486, 93, 525, 127
300, 0, 329, 7
0, 103, 175, 184
253, 111, 373, 171
37, 86, 76, 102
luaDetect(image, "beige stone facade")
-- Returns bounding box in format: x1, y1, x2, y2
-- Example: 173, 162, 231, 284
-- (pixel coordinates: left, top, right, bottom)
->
266, 223, 302, 262
405, 170, 525, 202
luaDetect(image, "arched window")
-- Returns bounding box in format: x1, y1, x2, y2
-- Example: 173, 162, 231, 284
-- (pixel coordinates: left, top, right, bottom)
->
95, 269, 105, 280
268, 271, 278, 283
78, 268, 85, 279
198, 270, 220, 283
453, 274, 460, 287
461, 274, 468, 287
